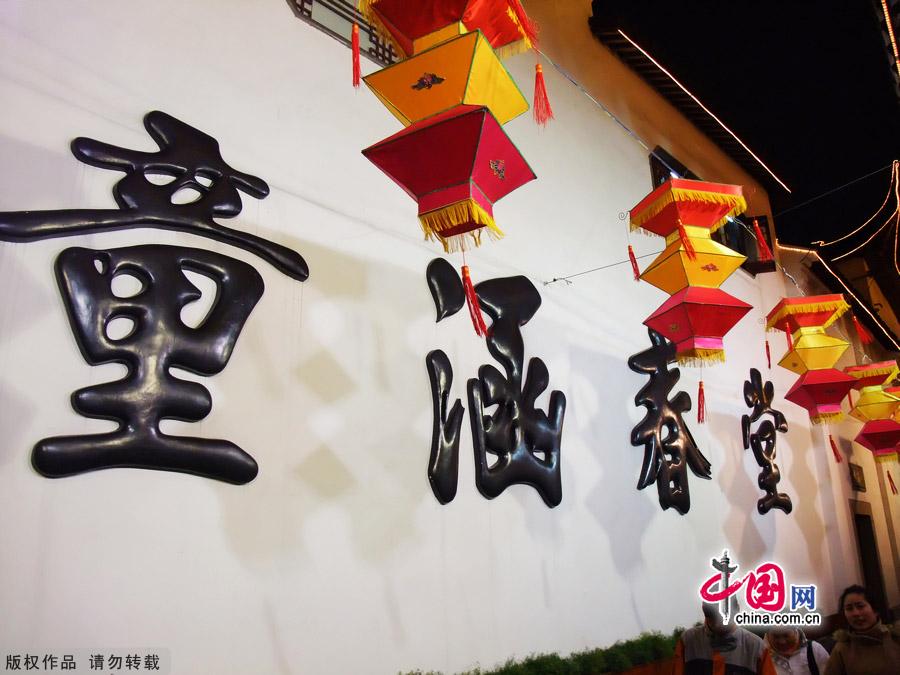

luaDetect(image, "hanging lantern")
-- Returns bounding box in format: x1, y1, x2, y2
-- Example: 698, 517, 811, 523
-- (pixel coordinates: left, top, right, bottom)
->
362, 105, 535, 252
363, 31, 528, 127
766, 294, 854, 424
360, 0, 539, 336
845, 361, 900, 422
631, 179, 750, 365
776, 328, 850, 375
643, 287, 751, 364
854, 420, 900, 457
783, 369, 856, 424
361, 0, 536, 60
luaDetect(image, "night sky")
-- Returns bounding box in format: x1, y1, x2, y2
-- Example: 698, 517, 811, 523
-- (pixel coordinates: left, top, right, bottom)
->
590, 1, 900, 249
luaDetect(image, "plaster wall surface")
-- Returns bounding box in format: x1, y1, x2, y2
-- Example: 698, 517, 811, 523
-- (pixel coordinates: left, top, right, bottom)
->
0, 2, 893, 674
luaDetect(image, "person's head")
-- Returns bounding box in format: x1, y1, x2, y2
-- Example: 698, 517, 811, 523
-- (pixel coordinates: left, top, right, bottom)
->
702, 602, 735, 636
767, 628, 800, 655
839, 585, 879, 632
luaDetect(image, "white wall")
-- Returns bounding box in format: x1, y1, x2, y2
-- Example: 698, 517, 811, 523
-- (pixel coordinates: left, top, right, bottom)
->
0, 2, 893, 674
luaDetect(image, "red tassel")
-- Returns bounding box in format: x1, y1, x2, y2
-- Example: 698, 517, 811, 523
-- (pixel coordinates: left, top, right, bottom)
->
677, 219, 697, 260
753, 219, 773, 262
786, 330, 794, 352
628, 245, 640, 281
697, 380, 706, 424
533, 63, 554, 126
352, 23, 361, 88
507, 0, 539, 46
829, 435, 843, 463
852, 315, 875, 345
888, 470, 898, 495
461, 265, 487, 337
765, 339, 772, 370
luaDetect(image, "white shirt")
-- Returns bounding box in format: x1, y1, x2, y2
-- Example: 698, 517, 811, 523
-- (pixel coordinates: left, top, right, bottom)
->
765, 636, 830, 675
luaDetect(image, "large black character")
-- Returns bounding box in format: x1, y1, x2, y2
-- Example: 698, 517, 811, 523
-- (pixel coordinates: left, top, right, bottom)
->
0, 110, 308, 281
425, 259, 566, 507
32, 245, 263, 484
628, 329, 711, 514
741, 368, 791, 514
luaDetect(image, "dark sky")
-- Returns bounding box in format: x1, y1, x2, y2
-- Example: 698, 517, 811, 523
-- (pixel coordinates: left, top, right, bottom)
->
591, 1, 900, 247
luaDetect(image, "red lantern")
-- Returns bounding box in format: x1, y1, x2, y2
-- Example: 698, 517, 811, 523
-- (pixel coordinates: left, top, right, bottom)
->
783, 369, 856, 424
362, 105, 535, 253
854, 419, 900, 457
643, 287, 751, 365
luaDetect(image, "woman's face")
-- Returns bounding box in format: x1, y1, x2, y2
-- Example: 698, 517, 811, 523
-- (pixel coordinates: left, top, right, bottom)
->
843, 593, 878, 631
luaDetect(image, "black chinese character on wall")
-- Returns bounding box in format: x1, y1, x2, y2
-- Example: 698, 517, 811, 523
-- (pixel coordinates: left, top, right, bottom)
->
628, 328, 711, 514
424, 259, 566, 507
0, 110, 310, 483
741, 368, 790, 514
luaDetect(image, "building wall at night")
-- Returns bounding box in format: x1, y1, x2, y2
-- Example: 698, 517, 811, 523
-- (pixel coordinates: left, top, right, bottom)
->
0, 2, 895, 673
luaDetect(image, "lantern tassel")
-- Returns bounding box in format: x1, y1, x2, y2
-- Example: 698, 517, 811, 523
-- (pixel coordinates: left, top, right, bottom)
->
697, 380, 706, 424
461, 265, 487, 337
533, 63, 554, 126
786, 330, 794, 352
677, 219, 697, 260
852, 315, 875, 345
829, 435, 843, 463
888, 470, 898, 495
753, 219, 773, 262
352, 23, 361, 88
628, 245, 640, 281
765, 339, 771, 369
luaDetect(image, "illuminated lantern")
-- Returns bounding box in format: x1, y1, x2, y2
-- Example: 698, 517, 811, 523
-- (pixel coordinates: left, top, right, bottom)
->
766, 295, 854, 424
360, 0, 541, 335
362, 105, 535, 253
631, 179, 750, 365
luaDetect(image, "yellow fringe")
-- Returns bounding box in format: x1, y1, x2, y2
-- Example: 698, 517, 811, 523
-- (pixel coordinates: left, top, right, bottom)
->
846, 363, 899, 380
875, 453, 899, 463
419, 200, 505, 253
676, 349, 726, 367
630, 188, 747, 234
493, 37, 532, 60
765, 298, 851, 330
810, 412, 843, 425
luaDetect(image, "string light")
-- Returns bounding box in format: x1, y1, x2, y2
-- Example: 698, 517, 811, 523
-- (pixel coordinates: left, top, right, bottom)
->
816, 161, 898, 247
881, 0, 900, 83
617, 30, 792, 194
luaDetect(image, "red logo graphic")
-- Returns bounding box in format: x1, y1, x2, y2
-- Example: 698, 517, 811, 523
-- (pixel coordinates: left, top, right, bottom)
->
701, 560, 786, 612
